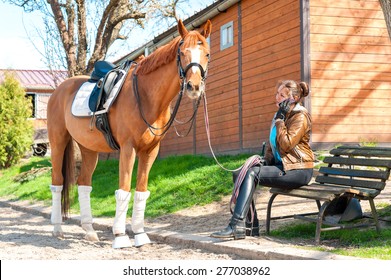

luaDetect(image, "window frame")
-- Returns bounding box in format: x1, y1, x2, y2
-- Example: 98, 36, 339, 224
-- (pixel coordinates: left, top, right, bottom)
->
220, 21, 234, 50
26, 92, 51, 119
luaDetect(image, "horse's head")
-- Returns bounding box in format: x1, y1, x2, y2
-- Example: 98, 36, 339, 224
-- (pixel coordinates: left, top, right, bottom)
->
177, 19, 212, 100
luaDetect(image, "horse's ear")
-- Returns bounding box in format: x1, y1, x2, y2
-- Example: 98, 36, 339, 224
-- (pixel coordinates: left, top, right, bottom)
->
200, 20, 212, 39
178, 19, 188, 38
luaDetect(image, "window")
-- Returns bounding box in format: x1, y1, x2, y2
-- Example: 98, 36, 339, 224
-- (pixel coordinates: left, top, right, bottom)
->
220, 21, 234, 50
27, 93, 50, 119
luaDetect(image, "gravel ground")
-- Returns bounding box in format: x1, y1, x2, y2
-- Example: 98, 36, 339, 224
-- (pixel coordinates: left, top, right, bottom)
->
1, 182, 390, 261
0, 203, 247, 260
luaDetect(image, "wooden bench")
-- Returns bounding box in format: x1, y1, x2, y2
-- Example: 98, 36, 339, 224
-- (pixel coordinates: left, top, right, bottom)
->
265, 145, 391, 244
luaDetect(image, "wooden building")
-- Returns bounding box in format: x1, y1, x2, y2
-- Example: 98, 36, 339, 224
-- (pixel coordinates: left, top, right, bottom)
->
0, 69, 67, 155
117, 0, 391, 157
0, 69, 67, 129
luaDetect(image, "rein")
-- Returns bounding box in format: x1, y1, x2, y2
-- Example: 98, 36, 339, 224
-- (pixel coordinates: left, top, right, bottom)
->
132, 66, 184, 137
173, 95, 202, 137
132, 40, 207, 137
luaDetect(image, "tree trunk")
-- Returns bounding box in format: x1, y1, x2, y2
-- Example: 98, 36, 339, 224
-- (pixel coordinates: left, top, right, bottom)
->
379, 0, 391, 40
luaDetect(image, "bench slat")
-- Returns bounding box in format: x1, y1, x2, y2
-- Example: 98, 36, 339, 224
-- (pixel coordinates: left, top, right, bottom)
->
307, 183, 381, 198
269, 187, 339, 201
270, 183, 381, 199
299, 184, 349, 193
319, 166, 390, 180
343, 187, 381, 197
272, 184, 348, 194
323, 156, 391, 168
337, 145, 391, 152
315, 175, 386, 190
330, 147, 391, 158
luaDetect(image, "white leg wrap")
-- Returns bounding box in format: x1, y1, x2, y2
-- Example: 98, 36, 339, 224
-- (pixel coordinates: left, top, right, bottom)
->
132, 191, 151, 247
113, 189, 131, 235
50, 185, 64, 238
78, 185, 93, 225
112, 189, 132, 249
50, 185, 63, 225
78, 185, 99, 241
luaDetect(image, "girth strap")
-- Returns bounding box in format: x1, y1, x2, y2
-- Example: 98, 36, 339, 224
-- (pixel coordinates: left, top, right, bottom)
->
95, 113, 120, 150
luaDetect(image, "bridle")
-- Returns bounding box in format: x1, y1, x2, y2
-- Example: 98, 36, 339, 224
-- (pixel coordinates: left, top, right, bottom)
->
173, 40, 208, 137
177, 41, 208, 80
132, 39, 208, 137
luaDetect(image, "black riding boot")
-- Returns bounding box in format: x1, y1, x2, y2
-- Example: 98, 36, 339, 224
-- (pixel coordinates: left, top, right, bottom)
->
246, 201, 260, 237
210, 168, 257, 240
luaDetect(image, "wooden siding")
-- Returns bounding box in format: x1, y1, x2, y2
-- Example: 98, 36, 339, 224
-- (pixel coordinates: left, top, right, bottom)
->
159, 0, 391, 157
241, 0, 301, 149
310, 0, 391, 146
160, 3, 241, 156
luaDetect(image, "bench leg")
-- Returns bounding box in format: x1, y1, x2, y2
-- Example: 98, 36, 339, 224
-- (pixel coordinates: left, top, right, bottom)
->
316, 200, 321, 210
315, 201, 330, 245
266, 193, 278, 235
369, 199, 381, 232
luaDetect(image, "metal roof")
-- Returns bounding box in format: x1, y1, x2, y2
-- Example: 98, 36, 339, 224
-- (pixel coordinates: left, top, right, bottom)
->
0, 69, 68, 90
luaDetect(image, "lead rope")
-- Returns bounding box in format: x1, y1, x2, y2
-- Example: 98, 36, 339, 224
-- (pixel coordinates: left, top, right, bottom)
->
202, 93, 263, 227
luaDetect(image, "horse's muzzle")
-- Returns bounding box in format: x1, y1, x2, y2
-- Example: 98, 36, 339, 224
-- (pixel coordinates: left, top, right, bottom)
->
185, 80, 205, 99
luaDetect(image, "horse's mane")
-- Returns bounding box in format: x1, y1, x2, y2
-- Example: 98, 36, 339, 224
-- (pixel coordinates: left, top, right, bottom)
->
135, 31, 208, 76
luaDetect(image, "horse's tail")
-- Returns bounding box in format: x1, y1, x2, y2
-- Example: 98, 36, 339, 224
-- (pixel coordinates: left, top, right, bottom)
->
61, 138, 75, 219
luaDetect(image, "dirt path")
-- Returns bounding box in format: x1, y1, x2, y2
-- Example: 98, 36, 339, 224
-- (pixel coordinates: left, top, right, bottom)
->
0, 202, 244, 260
1, 182, 390, 261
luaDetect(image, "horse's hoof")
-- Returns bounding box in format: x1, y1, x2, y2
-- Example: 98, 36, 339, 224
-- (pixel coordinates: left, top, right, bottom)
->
112, 235, 132, 249
85, 231, 100, 242
52, 231, 64, 239
134, 233, 151, 248
52, 224, 64, 238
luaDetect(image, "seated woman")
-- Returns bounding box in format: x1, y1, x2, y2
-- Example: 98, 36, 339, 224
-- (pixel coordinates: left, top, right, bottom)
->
211, 80, 315, 240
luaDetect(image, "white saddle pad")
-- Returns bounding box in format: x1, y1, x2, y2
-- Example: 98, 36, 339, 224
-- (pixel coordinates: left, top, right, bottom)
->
71, 70, 126, 117
71, 82, 96, 117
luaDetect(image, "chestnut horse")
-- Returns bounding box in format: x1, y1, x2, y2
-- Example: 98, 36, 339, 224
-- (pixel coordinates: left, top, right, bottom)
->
47, 20, 212, 248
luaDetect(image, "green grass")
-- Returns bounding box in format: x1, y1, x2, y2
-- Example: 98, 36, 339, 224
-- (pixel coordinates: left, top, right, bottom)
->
90, 154, 249, 217
0, 154, 250, 218
269, 204, 391, 259
0, 157, 53, 203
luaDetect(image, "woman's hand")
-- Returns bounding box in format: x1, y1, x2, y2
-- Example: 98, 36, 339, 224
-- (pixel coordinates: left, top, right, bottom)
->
275, 99, 292, 121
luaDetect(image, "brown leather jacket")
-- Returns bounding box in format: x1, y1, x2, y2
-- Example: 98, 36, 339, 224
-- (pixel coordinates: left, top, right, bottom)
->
264, 103, 315, 171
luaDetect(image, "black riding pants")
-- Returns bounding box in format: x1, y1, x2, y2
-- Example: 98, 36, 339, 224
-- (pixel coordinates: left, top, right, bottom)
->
252, 165, 313, 189
231, 165, 313, 221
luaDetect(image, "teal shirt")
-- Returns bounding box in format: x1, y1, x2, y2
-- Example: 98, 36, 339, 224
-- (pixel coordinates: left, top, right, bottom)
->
269, 118, 282, 164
